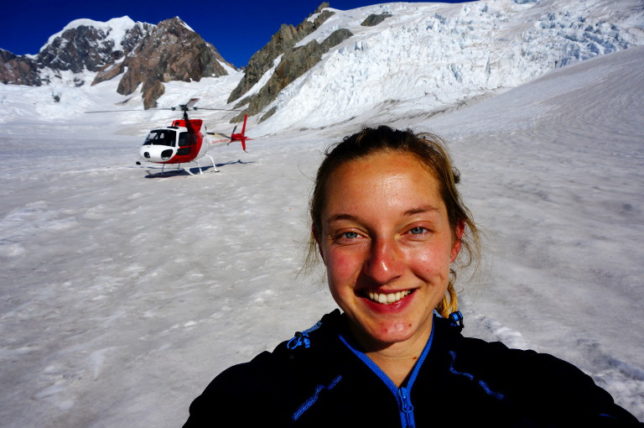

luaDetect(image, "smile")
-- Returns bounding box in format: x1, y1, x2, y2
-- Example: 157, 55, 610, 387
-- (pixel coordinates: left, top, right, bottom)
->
366, 290, 414, 305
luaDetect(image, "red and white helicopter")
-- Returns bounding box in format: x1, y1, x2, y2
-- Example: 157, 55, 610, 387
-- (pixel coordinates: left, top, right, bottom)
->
134, 98, 251, 175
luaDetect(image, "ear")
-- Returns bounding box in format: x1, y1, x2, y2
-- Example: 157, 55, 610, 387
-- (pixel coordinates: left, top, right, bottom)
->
450, 220, 465, 263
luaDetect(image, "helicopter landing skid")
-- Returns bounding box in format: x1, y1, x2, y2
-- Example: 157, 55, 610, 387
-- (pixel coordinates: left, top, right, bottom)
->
183, 155, 219, 175
138, 157, 219, 177
207, 155, 219, 173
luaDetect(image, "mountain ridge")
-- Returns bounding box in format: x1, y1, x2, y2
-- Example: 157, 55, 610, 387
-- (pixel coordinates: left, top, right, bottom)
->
0, 0, 642, 131
0, 15, 234, 108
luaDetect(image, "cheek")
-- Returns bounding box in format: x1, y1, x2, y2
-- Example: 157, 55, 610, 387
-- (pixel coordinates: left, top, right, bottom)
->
325, 249, 361, 289
409, 244, 453, 277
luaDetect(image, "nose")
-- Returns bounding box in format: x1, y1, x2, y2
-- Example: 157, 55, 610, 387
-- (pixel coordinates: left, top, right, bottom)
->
362, 237, 403, 284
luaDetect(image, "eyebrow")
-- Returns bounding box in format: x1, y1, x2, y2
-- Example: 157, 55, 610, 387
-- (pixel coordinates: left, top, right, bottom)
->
326, 213, 360, 223
403, 205, 440, 216
326, 206, 440, 224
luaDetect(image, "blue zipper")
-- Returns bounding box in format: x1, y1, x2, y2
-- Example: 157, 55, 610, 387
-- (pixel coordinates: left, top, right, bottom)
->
398, 386, 415, 427
338, 321, 435, 428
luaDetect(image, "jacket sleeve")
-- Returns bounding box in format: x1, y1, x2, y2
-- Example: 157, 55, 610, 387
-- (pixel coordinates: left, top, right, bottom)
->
183, 365, 249, 427
183, 353, 280, 427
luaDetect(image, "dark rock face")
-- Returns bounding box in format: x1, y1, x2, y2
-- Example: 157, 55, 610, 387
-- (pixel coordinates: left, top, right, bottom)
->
361, 13, 393, 27
227, 2, 355, 122
108, 17, 231, 108
236, 28, 353, 122
0, 49, 41, 85
120, 24, 150, 54
36, 23, 151, 74
228, 2, 334, 104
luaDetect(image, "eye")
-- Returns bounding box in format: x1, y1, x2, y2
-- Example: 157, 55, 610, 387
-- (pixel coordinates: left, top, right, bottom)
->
342, 231, 360, 239
405, 225, 432, 241
408, 226, 428, 235
331, 230, 364, 245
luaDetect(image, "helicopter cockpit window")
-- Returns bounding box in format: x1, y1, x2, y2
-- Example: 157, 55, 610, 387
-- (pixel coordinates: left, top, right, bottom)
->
144, 130, 177, 147
178, 132, 194, 147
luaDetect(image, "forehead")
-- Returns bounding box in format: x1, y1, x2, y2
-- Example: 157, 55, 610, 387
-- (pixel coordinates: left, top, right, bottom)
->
329, 150, 436, 184
323, 151, 443, 212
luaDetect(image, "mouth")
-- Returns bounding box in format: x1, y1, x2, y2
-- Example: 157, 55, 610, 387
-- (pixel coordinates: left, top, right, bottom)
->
363, 289, 415, 305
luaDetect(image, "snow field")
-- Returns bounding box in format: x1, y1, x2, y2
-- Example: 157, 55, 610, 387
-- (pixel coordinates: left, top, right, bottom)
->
0, 0, 643, 425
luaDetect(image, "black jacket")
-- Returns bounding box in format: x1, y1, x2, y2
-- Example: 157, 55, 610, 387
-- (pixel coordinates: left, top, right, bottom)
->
184, 310, 639, 427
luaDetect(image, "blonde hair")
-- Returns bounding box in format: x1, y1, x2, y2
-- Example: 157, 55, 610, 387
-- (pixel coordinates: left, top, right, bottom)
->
307, 126, 479, 318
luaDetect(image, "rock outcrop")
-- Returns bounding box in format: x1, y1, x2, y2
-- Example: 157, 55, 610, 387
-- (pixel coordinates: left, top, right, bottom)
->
361, 13, 393, 27
228, 2, 333, 104
0, 49, 41, 86
240, 28, 353, 122
228, 3, 354, 122
98, 17, 231, 108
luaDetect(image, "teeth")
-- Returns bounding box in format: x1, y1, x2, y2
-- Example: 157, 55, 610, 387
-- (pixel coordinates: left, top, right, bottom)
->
367, 290, 412, 304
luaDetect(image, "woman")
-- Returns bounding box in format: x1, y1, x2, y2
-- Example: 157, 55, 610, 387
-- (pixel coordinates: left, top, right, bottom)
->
184, 126, 638, 427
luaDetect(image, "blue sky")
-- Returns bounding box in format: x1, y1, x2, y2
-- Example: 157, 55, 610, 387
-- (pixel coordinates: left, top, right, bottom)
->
0, 0, 470, 67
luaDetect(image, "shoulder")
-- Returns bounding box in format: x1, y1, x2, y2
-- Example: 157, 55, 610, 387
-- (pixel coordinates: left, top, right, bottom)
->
436, 319, 587, 385
183, 311, 347, 427
439, 322, 639, 424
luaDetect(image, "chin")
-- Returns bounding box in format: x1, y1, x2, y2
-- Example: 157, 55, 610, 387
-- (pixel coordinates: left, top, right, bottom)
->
362, 319, 419, 346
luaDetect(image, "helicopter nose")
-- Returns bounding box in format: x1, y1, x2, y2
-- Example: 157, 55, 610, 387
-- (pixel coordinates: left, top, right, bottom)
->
140, 145, 175, 162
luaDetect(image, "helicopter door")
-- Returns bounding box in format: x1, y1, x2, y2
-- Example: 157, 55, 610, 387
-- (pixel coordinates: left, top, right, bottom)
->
176, 131, 194, 155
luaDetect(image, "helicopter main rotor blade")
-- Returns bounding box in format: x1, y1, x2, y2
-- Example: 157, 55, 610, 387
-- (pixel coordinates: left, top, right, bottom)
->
196, 108, 242, 112
86, 109, 146, 113
186, 98, 200, 109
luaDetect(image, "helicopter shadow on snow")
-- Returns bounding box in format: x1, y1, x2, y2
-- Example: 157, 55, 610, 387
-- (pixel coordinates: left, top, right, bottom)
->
143, 159, 255, 178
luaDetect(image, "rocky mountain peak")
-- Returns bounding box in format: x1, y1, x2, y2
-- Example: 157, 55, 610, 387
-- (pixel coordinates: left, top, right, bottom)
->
34, 17, 153, 83
93, 16, 233, 108
0, 16, 234, 108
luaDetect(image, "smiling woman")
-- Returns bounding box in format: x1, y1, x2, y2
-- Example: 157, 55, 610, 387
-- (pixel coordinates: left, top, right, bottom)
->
311, 132, 472, 387
183, 127, 638, 427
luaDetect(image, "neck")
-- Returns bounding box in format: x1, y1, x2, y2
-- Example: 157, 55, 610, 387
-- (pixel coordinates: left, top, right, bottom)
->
349, 318, 433, 387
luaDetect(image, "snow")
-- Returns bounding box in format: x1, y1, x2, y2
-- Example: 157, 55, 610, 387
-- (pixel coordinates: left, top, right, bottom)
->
1, 2, 643, 427
174, 16, 196, 33
423, 48, 644, 415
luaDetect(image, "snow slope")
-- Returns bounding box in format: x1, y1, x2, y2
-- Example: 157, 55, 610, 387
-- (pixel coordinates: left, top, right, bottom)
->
249, 0, 643, 134
0, 43, 642, 427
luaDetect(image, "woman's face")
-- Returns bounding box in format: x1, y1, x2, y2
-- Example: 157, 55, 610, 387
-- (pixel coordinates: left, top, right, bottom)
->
318, 150, 462, 349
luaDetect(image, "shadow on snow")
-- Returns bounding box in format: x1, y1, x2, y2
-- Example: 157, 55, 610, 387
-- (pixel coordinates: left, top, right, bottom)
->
143, 159, 254, 178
